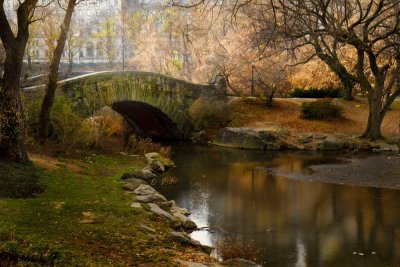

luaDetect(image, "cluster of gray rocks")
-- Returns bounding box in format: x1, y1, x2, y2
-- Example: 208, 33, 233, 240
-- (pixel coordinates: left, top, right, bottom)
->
214, 127, 400, 152
121, 152, 210, 251
121, 152, 262, 266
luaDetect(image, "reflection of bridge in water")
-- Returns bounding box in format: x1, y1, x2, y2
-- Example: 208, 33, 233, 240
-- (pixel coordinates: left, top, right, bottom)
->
23, 71, 227, 140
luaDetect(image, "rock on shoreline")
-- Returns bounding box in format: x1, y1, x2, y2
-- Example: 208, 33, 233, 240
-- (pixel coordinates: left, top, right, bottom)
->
120, 152, 200, 232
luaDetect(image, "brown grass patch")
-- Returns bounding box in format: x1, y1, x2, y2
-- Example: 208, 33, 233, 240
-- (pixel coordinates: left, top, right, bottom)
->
29, 153, 84, 173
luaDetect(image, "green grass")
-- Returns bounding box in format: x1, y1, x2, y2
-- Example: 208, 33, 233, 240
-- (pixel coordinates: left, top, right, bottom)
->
0, 154, 183, 266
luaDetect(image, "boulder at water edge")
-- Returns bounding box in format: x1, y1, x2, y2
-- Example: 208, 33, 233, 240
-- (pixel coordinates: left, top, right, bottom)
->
214, 128, 267, 150
145, 152, 175, 171
121, 169, 157, 180
133, 184, 166, 203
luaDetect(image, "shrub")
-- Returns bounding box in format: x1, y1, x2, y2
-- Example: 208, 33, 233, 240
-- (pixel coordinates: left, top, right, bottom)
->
24, 96, 94, 150
189, 96, 231, 131
127, 136, 172, 158
301, 99, 342, 119
50, 97, 94, 151
89, 107, 126, 150
92, 107, 125, 138
290, 87, 341, 98
24, 97, 128, 154
216, 235, 259, 263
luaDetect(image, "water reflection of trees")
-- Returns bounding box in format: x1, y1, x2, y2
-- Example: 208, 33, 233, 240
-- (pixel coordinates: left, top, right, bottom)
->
219, 165, 400, 266
167, 147, 400, 266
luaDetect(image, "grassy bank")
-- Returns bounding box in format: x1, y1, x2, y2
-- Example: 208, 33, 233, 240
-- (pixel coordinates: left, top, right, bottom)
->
229, 97, 400, 139
0, 152, 206, 266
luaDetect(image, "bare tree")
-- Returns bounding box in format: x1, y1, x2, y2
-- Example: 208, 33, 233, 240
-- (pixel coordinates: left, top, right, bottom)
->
94, 16, 119, 68
254, 54, 288, 106
41, 16, 59, 61
65, 19, 83, 75
238, 0, 356, 100
128, 7, 192, 77
38, 0, 79, 142
264, 0, 400, 139
175, 0, 400, 140
0, 0, 40, 162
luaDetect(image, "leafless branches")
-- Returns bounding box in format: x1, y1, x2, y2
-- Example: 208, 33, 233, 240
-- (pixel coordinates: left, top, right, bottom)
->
173, 0, 400, 138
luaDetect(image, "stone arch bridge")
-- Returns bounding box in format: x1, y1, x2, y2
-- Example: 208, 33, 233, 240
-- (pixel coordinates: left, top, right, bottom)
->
23, 71, 227, 140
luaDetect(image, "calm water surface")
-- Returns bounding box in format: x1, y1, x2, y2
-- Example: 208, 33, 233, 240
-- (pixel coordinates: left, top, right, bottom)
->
157, 144, 400, 266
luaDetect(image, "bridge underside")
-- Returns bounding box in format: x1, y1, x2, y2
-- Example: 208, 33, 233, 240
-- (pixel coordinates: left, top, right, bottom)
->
111, 101, 183, 141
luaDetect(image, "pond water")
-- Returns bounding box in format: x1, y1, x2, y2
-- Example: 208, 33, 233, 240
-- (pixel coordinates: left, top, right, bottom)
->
157, 144, 400, 266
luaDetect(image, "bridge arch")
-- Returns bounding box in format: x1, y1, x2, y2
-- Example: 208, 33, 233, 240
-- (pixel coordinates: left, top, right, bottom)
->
23, 71, 227, 139
111, 101, 182, 140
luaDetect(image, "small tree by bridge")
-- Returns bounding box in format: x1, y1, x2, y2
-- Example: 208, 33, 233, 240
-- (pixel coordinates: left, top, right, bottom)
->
38, 0, 80, 142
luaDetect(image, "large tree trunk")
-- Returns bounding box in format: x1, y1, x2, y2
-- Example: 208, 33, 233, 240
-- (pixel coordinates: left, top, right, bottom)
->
338, 75, 354, 100
0, 0, 37, 163
361, 110, 384, 140
38, 0, 76, 142
361, 85, 385, 140
0, 46, 29, 162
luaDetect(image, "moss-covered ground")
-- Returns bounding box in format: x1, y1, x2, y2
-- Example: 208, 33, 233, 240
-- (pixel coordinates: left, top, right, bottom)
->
0, 153, 204, 266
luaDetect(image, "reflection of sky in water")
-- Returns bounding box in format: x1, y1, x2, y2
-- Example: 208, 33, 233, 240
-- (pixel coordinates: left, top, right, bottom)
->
157, 145, 400, 266
188, 183, 210, 228
186, 182, 213, 246
190, 230, 213, 247
295, 235, 307, 267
